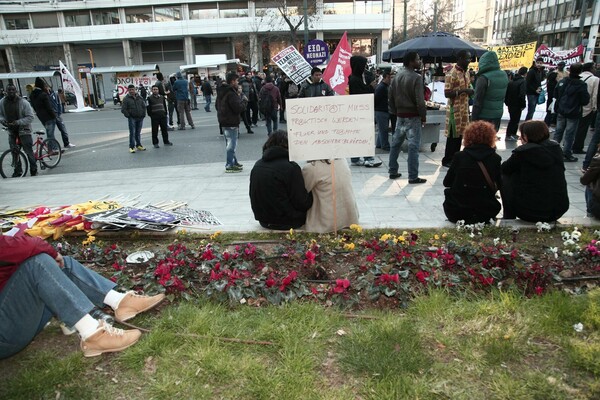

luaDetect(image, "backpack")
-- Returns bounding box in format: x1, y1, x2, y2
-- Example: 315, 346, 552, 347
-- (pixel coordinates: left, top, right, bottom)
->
287, 82, 298, 98
557, 79, 581, 118
259, 89, 273, 114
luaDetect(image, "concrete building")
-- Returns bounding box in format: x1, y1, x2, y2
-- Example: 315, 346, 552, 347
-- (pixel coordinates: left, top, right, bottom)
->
453, 0, 495, 44
0, 0, 391, 99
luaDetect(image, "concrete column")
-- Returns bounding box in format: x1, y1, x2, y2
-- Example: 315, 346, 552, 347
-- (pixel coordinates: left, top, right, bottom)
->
249, 33, 262, 71
316, 31, 324, 40
62, 43, 76, 74
184, 36, 195, 64
122, 39, 133, 66
5, 46, 17, 72
380, 29, 390, 56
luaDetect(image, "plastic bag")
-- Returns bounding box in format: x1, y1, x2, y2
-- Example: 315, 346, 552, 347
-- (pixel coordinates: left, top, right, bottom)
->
537, 89, 546, 105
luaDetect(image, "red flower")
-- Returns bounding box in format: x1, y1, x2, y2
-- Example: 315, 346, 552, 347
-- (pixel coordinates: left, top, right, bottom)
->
366, 253, 376, 262
201, 248, 216, 261
310, 287, 319, 295
112, 262, 124, 271
333, 279, 350, 294
304, 250, 316, 265
416, 270, 430, 284
266, 277, 276, 288
535, 286, 544, 295
279, 271, 298, 291
110, 276, 117, 283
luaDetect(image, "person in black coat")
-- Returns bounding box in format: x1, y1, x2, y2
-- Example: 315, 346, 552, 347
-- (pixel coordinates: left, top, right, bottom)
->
580, 145, 600, 219
501, 120, 569, 222
525, 57, 544, 120
249, 130, 313, 230
504, 67, 527, 141
443, 121, 502, 224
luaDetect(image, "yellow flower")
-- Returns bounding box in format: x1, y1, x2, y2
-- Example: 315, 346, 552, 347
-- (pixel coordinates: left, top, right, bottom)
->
289, 228, 294, 236
178, 229, 187, 235
434, 234, 440, 240
397, 235, 406, 242
380, 233, 392, 242
349, 224, 362, 233
82, 235, 96, 246
210, 231, 222, 240
442, 233, 448, 239
344, 243, 355, 250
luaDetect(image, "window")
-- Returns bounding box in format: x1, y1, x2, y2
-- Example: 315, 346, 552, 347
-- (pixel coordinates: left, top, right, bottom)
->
154, 6, 182, 22
92, 9, 119, 25
355, 1, 382, 15
469, 28, 485, 41
219, 2, 248, 18
351, 38, 374, 56
141, 40, 184, 62
64, 10, 91, 27
190, 3, 218, 19
323, 0, 353, 15
125, 7, 153, 23
5, 14, 30, 30
31, 12, 58, 28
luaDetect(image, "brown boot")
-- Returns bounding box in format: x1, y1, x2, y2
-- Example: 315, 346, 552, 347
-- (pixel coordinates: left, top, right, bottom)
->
80, 322, 141, 357
115, 291, 166, 322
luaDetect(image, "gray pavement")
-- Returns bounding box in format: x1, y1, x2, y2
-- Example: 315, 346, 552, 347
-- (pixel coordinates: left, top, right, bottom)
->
1, 122, 596, 233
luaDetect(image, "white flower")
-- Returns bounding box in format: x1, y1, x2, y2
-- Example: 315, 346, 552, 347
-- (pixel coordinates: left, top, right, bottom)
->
573, 323, 584, 332
493, 238, 500, 246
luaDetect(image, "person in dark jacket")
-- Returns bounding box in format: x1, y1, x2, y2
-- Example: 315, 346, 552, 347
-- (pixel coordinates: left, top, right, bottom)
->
553, 63, 591, 162
147, 85, 173, 148
201, 78, 214, 112
258, 75, 282, 135
216, 72, 245, 172
298, 67, 335, 98
30, 77, 59, 150
443, 121, 502, 223
348, 55, 382, 168
121, 84, 146, 153
525, 57, 544, 120
374, 71, 392, 151
504, 66, 527, 141
580, 144, 600, 219
543, 67, 559, 126
501, 120, 569, 222
249, 130, 313, 230
164, 74, 180, 128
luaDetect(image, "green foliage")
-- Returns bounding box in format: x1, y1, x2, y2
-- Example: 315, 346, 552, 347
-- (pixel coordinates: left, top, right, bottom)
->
506, 22, 539, 46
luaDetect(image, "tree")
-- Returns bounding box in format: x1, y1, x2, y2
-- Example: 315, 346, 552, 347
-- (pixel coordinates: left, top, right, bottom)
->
390, 0, 460, 47
506, 23, 539, 45
253, 0, 319, 47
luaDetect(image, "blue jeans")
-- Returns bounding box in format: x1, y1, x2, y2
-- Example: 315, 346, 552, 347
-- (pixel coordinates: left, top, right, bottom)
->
375, 111, 390, 150
0, 254, 115, 359
44, 119, 58, 150
525, 94, 538, 120
583, 112, 600, 169
55, 115, 70, 147
553, 114, 579, 158
204, 95, 212, 111
223, 127, 239, 167
388, 116, 421, 179
128, 117, 144, 148
266, 109, 278, 135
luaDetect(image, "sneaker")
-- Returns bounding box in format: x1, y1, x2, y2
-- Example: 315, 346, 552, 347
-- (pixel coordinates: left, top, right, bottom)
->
442, 162, 452, 168
129, 148, 136, 153
564, 155, 578, 162
65, 143, 76, 148
30, 170, 37, 177
168, 126, 175, 131
351, 160, 365, 166
364, 160, 382, 168
234, 162, 244, 168
389, 173, 402, 179
136, 145, 146, 151
408, 177, 427, 184
114, 291, 166, 322
225, 165, 243, 173
190, 125, 195, 129
164, 142, 173, 146
178, 126, 186, 131
80, 321, 142, 357
153, 144, 160, 148
11, 171, 22, 178
247, 129, 254, 134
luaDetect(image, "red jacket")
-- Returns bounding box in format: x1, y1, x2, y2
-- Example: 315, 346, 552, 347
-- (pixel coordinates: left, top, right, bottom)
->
0, 235, 57, 291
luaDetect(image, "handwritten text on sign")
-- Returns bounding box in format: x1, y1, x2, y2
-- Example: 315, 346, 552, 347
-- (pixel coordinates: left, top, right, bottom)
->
286, 94, 374, 161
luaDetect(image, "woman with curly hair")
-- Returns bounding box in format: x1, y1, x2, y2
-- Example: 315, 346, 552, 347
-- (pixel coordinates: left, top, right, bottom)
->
443, 120, 502, 223
501, 120, 569, 221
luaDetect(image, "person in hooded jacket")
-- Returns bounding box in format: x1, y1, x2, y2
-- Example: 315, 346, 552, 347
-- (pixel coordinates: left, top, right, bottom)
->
443, 121, 502, 224
29, 77, 59, 150
501, 120, 569, 222
249, 130, 313, 230
472, 51, 508, 132
348, 55, 382, 168
504, 66, 527, 141
257, 75, 282, 135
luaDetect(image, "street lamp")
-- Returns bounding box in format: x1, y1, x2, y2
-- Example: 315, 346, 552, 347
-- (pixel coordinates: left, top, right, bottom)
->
86, 48, 95, 107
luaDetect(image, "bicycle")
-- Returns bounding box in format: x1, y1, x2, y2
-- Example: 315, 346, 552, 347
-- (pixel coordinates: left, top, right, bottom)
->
0, 129, 62, 178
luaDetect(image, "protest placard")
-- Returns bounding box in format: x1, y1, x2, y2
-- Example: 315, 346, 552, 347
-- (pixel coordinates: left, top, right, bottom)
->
322, 31, 352, 95
272, 46, 313, 85
486, 42, 537, 70
535, 44, 584, 68
286, 94, 374, 161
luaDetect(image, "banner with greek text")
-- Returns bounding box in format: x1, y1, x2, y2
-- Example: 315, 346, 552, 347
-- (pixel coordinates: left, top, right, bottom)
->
286, 94, 374, 161
272, 46, 313, 85
485, 42, 537, 70
322, 31, 352, 95
115, 73, 155, 100
535, 44, 585, 68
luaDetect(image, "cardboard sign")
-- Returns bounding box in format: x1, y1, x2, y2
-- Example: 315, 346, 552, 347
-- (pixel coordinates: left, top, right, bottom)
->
322, 32, 352, 95
303, 39, 329, 66
286, 94, 374, 161
272, 46, 312, 85
535, 44, 585, 68
486, 42, 537, 70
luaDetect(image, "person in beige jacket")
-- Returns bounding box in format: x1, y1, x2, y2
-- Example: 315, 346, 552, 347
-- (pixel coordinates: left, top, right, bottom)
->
302, 159, 359, 233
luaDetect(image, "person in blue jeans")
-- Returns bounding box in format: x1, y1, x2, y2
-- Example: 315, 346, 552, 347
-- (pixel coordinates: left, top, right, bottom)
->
388, 51, 427, 184
216, 72, 245, 172
0, 234, 165, 359
121, 84, 147, 153
374, 71, 392, 151
582, 111, 600, 171
258, 75, 281, 135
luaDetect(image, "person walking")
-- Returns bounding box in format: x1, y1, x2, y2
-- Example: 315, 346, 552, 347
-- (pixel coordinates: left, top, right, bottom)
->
121, 84, 146, 153
201, 78, 214, 112
48, 86, 74, 148
388, 51, 427, 183
553, 63, 591, 162
441, 50, 474, 167
472, 51, 509, 132
258, 75, 281, 135
0, 83, 37, 176
216, 72, 245, 173
188, 78, 198, 110
164, 74, 180, 129
504, 66, 527, 141
374, 71, 392, 151
172, 72, 194, 130
147, 85, 173, 148
525, 57, 544, 120
572, 62, 599, 154
29, 77, 59, 151
57, 88, 67, 113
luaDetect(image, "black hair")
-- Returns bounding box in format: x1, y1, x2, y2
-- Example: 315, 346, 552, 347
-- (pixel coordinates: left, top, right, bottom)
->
128, 84, 135, 89
570, 63, 583, 76
518, 66, 528, 75
156, 72, 164, 81
403, 52, 419, 67
265, 75, 273, 83
456, 49, 471, 60
311, 67, 321, 76
583, 62, 594, 72
262, 130, 288, 152
226, 73, 239, 84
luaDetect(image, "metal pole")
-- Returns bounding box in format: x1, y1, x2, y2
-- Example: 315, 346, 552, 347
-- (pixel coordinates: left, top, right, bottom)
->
303, 0, 309, 47
403, 0, 407, 41
433, 1, 438, 32
577, 0, 589, 45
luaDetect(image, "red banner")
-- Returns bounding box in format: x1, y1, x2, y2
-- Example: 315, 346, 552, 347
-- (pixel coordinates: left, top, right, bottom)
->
322, 32, 352, 95
535, 44, 584, 68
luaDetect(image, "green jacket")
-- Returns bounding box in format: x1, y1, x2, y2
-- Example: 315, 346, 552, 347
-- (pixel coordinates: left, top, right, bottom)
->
473, 51, 508, 120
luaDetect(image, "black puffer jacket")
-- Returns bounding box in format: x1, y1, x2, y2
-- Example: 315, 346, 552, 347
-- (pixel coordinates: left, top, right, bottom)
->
249, 146, 313, 228
501, 139, 569, 222
29, 88, 56, 124
216, 84, 243, 127
443, 144, 502, 223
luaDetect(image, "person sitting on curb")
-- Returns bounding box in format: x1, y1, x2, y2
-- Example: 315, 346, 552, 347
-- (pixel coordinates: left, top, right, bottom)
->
249, 130, 313, 230
443, 121, 502, 224
0, 234, 165, 359
501, 120, 569, 222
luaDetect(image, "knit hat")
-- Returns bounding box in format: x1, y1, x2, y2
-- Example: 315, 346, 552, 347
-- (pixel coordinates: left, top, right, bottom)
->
176, 72, 183, 79
35, 77, 45, 89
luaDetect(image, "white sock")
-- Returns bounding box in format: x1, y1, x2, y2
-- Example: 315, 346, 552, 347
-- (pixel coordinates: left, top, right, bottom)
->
74, 314, 100, 340
103, 290, 127, 310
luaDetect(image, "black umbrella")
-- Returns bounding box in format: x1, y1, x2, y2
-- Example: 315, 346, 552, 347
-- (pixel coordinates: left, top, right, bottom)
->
382, 31, 488, 64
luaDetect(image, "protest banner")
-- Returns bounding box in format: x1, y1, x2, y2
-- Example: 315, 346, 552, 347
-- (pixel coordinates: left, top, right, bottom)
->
535, 44, 584, 68
59, 60, 89, 111
486, 42, 537, 70
272, 46, 312, 85
286, 94, 374, 161
303, 39, 329, 66
322, 31, 352, 95
115, 73, 155, 99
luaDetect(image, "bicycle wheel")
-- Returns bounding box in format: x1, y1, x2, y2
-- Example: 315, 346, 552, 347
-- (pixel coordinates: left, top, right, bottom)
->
0, 148, 28, 178
39, 138, 61, 169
